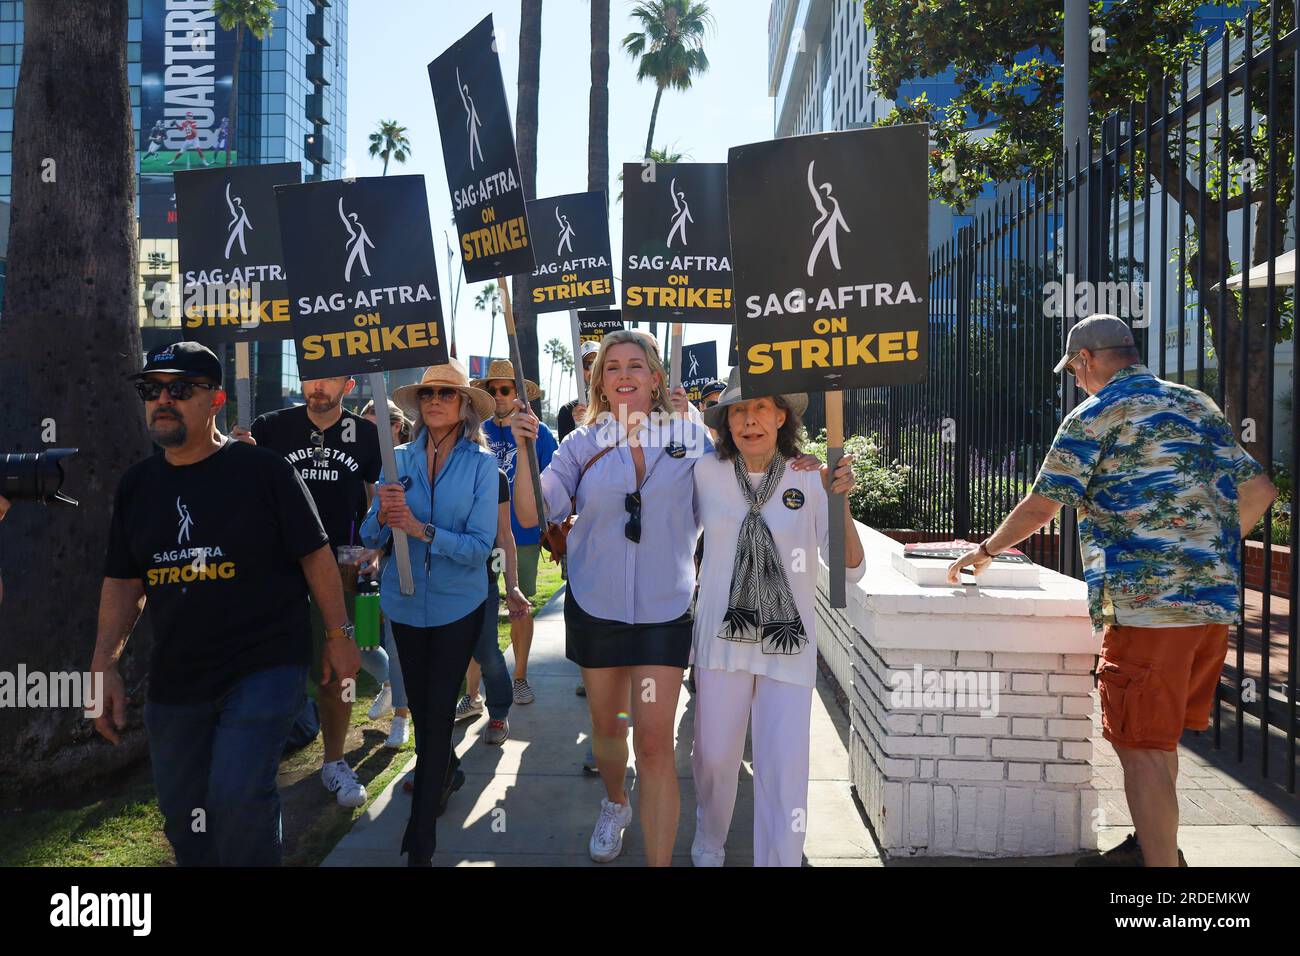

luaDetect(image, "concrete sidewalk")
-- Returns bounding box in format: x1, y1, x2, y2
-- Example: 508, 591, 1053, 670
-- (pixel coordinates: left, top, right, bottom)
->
323, 588, 881, 867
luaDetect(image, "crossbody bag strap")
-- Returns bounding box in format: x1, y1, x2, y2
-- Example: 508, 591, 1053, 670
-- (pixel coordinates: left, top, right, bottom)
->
567, 445, 617, 518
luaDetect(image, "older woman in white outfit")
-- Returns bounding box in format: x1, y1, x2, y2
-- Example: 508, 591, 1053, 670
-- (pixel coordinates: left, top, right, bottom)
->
690, 371, 865, 867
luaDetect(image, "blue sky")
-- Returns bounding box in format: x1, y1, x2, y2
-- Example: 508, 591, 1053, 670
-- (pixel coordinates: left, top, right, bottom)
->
345, 0, 773, 402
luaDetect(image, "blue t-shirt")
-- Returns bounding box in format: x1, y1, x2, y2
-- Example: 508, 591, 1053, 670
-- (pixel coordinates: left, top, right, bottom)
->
483, 416, 558, 546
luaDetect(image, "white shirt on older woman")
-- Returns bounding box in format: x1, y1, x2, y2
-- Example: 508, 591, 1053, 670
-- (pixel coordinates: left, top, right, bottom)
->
692, 452, 866, 688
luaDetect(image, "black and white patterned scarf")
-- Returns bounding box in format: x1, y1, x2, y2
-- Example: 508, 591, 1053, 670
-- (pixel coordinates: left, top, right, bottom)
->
716, 453, 806, 655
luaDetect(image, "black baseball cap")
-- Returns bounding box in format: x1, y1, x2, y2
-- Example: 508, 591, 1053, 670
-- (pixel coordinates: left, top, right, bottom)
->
130, 341, 223, 386
700, 380, 727, 398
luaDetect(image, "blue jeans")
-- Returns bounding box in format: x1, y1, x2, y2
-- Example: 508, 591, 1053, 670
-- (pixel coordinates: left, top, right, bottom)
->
474, 578, 512, 721
145, 665, 305, 866
358, 618, 408, 711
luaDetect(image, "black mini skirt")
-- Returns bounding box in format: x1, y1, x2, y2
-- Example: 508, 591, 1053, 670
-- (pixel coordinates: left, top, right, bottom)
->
564, 589, 692, 669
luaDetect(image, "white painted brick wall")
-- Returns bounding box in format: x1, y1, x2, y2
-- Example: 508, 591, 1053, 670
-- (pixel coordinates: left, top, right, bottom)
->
991, 738, 1058, 760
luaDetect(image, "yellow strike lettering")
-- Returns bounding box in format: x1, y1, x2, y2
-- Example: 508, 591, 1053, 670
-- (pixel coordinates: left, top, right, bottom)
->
345, 330, 368, 354
407, 323, 428, 349
746, 343, 773, 375
625, 286, 643, 306
302, 335, 324, 360
381, 326, 404, 350
877, 331, 904, 361
772, 340, 800, 368
802, 339, 830, 367
848, 334, 877, 364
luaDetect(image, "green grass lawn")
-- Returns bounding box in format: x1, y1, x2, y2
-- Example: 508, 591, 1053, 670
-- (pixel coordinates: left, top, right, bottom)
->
0, 564, 567, 868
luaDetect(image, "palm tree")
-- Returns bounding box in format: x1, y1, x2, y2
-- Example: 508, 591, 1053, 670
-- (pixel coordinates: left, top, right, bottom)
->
368, 120, 412, 176
513, 0, 544, 400
616, 144, 685, 202
544, 337, 564, 399
475, 282, 502, 364
0, 0, 153, 789
589, 0, 610, 197
622, 0, 713, 161
213, 0, 277, 167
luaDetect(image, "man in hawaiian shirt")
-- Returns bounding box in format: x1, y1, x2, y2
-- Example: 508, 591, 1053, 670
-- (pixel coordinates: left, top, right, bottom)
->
947, 314, 1276, 867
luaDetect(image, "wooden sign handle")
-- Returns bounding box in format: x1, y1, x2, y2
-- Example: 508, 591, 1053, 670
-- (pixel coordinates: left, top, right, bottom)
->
825, 390, 847, 609
234, 341, 253, 430
668, 323, 684, 393
499, 278, 550, 532
569, 309, 587, 406
368, 371, 416, 596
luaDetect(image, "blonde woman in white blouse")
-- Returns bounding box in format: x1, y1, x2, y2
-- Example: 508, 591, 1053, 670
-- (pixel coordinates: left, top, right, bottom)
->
691, 372, 865, 867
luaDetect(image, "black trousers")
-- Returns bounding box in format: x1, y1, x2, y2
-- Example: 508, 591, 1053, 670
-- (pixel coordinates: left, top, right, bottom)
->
391, 601, 485, 865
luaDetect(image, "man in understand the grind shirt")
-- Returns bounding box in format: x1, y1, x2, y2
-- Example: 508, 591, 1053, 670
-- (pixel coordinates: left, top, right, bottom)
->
233, 374, 382, 808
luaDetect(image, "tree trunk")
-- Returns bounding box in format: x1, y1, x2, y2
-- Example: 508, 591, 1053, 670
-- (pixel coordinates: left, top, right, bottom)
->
1149, 130, 1278, 456
226, 22, 242, 166
588, 0, 610, 198
0, 0, 154, 795
382, 152, 389, 176
644, 85, 664, 160
513, 0, 543, 400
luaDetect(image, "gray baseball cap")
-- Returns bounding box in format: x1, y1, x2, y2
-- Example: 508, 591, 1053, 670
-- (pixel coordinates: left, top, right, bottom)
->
1052, 313, 1137, 373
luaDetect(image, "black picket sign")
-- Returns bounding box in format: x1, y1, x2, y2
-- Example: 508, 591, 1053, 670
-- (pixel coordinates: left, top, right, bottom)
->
174, 162, 301, 344
526, 191, 616, 314
273, 175, 449, 380
621, 162, 734, 324
681, 341, 719, 402
577, 309, 626, 345
727, 125, 930, 396
429, 14, 536, 283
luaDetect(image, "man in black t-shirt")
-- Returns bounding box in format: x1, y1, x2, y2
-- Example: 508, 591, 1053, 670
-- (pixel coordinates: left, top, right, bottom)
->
233, 374, 381, 808
92, 342, 359, 866
557, 341, 600, 441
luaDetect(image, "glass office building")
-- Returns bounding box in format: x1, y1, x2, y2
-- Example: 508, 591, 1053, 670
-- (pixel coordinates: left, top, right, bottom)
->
0, 0, 348, 414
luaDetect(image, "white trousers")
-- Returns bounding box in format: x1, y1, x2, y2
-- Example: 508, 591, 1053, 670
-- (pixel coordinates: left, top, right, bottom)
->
691, 667, 813, 867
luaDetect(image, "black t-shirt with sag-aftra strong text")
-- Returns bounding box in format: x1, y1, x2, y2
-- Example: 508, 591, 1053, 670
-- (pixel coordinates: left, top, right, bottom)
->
104, 439, 329, 704
251, 404, 382, 552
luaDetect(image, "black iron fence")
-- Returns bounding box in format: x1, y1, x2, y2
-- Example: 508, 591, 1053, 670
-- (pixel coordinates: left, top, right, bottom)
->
823, 10, 1298, 792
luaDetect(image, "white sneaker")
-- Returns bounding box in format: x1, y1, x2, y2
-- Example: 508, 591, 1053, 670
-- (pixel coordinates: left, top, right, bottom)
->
321, 759, 367, 808
368, 685, 394, 720
588, 798, 633, 863
455, 694, 484, 723
691, 833, 725, 867
384, 715, 410, 749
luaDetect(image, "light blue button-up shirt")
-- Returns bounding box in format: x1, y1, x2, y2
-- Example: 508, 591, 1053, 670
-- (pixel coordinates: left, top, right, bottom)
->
539, 413, 712, 624
360, 429, 497, 628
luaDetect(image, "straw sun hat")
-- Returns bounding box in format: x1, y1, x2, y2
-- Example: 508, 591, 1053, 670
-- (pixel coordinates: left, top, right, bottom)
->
392, 358, 496, 422
471, 359, 544, 401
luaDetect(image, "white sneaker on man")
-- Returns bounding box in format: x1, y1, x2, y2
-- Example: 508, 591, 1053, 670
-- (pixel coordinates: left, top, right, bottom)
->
368, 685, 393, 720
384, 715, 410, 749
588, 797, 633, 863
321, 759, 367, 808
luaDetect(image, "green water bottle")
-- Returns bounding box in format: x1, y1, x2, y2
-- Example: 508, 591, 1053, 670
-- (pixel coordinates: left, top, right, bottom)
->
354, 580, 381, 650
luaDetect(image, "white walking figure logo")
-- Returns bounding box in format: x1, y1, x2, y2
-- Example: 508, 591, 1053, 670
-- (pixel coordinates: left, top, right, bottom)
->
458, 66, 484, 171
338, 197, 374, 282
555, 206, 575, 256
176, 496, 194, 545
224, 182, 252, 259
806, 160, 851, 277
667, 177, 693, 248
687, 351, 699, 378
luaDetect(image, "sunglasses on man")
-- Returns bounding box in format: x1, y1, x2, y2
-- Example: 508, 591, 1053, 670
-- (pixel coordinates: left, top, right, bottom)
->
134, 380, 219, 402
486, 384, 516, 397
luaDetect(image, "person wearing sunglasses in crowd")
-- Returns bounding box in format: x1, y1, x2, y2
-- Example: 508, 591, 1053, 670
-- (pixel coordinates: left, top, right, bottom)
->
232, 374, 382, 809
360, 360, 498, 866
690, 370, 865, 867
508, 331, 822, 864
92, 342, 358, 865
474, 360, 558, 707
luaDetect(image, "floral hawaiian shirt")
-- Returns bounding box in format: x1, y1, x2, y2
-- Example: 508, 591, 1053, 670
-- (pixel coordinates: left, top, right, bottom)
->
1032, 365, 1264, 628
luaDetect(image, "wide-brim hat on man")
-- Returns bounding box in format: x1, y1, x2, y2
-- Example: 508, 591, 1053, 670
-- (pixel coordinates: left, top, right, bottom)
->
393, 358, 495, 422
1052, 313, 1136, 373
472, 359, 543, 401
702, 368, 808, 431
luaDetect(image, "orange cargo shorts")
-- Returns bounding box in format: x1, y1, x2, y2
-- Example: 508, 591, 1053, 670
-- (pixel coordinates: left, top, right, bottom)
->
1096, 622, 1230, 752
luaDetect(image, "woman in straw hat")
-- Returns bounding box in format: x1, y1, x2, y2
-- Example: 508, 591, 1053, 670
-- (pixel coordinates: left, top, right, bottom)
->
508, 330, 820, 865
690, 371, 865, 867
359, 359, 498, 866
